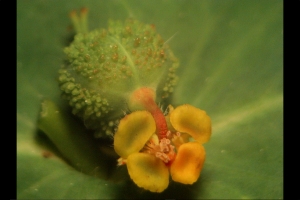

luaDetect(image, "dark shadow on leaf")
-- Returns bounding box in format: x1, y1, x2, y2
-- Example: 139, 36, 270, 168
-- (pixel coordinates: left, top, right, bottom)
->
34, 129, 72, 163
34, 101, 120, 180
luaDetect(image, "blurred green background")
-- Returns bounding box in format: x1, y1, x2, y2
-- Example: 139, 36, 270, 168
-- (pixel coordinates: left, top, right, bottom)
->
17, 0, 283, 199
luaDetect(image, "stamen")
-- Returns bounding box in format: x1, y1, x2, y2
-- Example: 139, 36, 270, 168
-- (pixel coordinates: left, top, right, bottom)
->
117, 157, 127, 166
141, 132, 177, 164
159, 138, 171, 152
143, 136, 176, 163
155, 152, 170, 163
166, 130, 171, 137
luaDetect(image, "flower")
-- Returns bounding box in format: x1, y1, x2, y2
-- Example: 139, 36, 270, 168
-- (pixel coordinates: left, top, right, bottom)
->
114, 87, 211, 192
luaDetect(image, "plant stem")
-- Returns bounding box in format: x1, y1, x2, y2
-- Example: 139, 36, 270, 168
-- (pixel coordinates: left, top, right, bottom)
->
38, 99, 111, 179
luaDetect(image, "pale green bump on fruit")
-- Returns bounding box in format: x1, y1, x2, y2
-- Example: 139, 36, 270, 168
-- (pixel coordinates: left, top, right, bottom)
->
58, 18, 179, 137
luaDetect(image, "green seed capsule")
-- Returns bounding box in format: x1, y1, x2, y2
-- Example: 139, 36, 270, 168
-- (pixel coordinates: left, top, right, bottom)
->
58, 10, 179, 137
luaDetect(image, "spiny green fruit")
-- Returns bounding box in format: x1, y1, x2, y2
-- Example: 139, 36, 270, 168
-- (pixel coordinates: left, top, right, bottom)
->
58, 17, 179, 137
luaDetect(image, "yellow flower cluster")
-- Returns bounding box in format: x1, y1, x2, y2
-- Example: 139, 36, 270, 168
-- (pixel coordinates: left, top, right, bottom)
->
114, 87, 211, 192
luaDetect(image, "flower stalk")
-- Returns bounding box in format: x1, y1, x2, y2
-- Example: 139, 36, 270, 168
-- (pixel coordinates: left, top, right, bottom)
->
129, 87, 168, 140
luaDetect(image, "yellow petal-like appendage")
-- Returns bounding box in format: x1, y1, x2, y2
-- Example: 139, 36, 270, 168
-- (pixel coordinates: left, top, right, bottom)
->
127, 153, 169, 193
114, 111, 156, 158
170, 142, 206, 184
170, 104, 211, 143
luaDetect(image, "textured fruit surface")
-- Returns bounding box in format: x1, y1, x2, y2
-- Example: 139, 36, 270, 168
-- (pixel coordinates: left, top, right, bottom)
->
58, 19, 179, 136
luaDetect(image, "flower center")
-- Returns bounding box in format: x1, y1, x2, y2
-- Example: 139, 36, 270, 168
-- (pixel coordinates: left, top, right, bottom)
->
142, 134, 176, 164
129, 87, 184, 164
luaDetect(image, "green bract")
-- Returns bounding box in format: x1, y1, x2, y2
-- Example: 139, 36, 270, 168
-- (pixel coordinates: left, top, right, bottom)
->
58, 19, 179, 137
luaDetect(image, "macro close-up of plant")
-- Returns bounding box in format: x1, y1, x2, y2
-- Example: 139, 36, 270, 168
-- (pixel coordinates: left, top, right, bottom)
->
17, 0, 283, 199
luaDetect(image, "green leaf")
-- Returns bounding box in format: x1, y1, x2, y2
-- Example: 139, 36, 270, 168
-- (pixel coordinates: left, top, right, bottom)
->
17, 0, 283, 199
